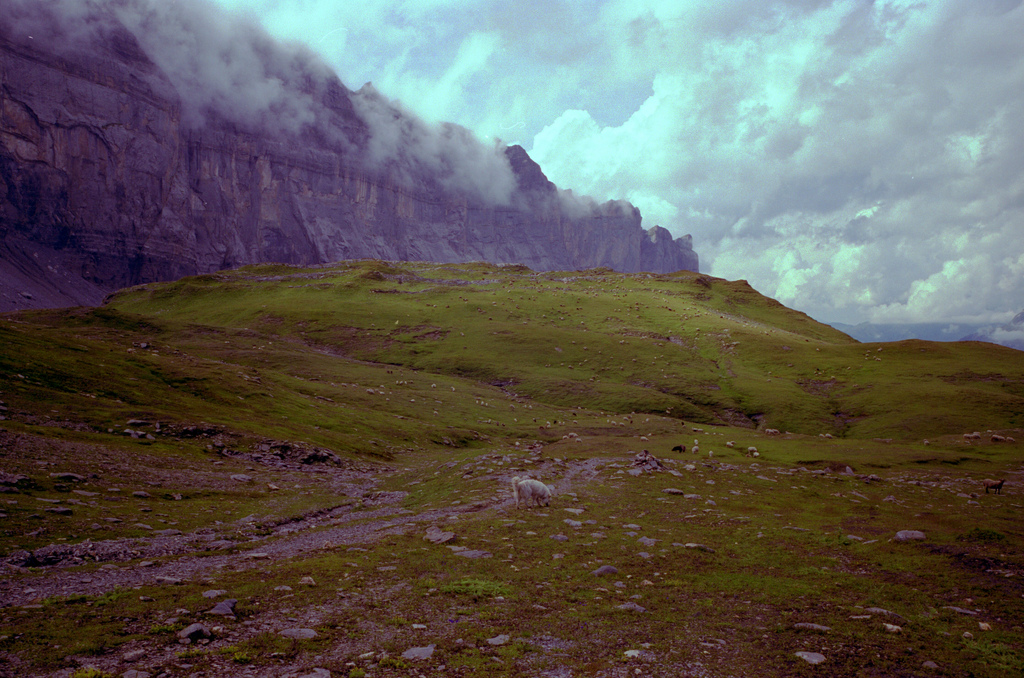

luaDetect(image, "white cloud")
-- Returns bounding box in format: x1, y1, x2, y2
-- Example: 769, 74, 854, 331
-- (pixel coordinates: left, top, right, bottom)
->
186, 0, 1024, 324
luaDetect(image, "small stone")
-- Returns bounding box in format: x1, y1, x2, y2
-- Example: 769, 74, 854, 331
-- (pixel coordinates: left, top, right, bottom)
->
795, 651, 826, 665
401, 644, 435, 660
156, 576, 182, 585
616, 601, 647, 613
883, 623, 902, 633
177, 623, 210, 641
299, 576, 316, 586
454, 549, 491, 558
591, 565, 619, 576
683, 543, 715, 553
278, 628, 318, 640
894, 530, 925, 542
208, 599, 237, 616
978, 622, 991, 631
922, 660, 939, 669
624, 649, 641, 658
793, 623, 831, 632
123, 649, 146, 662
132, 491, 151, 499
153, 528, 182, 537
424, 526, 455, 544
662, 488, 686, 495
297, 670, 331, 678
487, 634, 510, 645
963, 631, 974, 639
202, 589, 228, 599
230, 474, 252, 483
943, 606, 978, 616
122, 670, 152, 678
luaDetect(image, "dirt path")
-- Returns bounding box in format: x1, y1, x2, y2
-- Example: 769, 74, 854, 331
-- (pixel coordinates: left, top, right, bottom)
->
0, 457, 611, 607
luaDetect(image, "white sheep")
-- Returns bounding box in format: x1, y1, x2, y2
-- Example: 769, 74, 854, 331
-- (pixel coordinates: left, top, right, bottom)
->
512, 476, 552, 508
725, 441, 735, 448
692, 445, 700, 456
746, 446, 758, 457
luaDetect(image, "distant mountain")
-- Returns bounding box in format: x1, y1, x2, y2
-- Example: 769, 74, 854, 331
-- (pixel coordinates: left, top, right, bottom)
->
959, 311, 1024, 351
0, 0, 697, 313
830, 313, 1024, 351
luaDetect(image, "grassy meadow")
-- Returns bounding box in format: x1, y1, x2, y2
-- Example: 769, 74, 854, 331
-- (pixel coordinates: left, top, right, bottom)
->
0, 260, 1022, 677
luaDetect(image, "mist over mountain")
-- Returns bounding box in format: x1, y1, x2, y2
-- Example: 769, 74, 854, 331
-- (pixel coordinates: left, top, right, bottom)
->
0, 0, 697, 312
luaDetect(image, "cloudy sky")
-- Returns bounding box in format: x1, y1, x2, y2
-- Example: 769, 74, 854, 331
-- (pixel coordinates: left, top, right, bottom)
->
209, 1, 1021, 326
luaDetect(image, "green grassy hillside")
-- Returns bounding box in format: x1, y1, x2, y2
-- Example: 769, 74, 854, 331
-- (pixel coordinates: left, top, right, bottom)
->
1, 260, 1022, 677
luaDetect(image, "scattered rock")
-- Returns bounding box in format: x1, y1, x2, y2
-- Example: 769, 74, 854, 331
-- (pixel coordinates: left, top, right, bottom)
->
401, 644, 435, 660
487, 634, 510, 645
424, 526, 456, 544
278, 628, 318, 640
793, 623, 831, 632
591, 565, 619, 576
454, 549, 491, 558
683, 543, 715, 553
299, 576, 316, 586
132, 491, 151, 499
943, 606, 978, 616
207, 599, 237, 616
922, 660, 939, 670
230, 474, 253, 483
883, 623, 902, 633
894, 530, 926, 542
662, 488, 686, 495
616, 601, 647, 613
202, 590, 228, 599
795, 651, 826, 665
122, 649, 146, 662
177, 623, 211, 642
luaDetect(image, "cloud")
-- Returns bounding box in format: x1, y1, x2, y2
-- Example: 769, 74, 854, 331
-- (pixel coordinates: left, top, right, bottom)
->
525, 0, 1024, 324
8, 0, 516, 205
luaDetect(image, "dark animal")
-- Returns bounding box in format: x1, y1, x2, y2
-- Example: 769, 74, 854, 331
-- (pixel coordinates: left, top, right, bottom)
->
982, 479, 1005, 494
671, 444, 686, 453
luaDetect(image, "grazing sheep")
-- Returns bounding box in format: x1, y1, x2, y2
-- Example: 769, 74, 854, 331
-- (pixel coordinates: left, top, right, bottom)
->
671, 444, 686, 453
746, 446, 758, 457
963, 432, 982, 440
765, 428, 781, 436
725, 441, 735, 448
991, 434, 1006, 443
692, 445, 700, 456
512, 476, 552, 508
982, 479, 1006, 494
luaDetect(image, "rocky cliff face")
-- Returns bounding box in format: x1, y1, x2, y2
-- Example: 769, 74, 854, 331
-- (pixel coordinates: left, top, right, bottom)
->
0, 2, 697, 312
